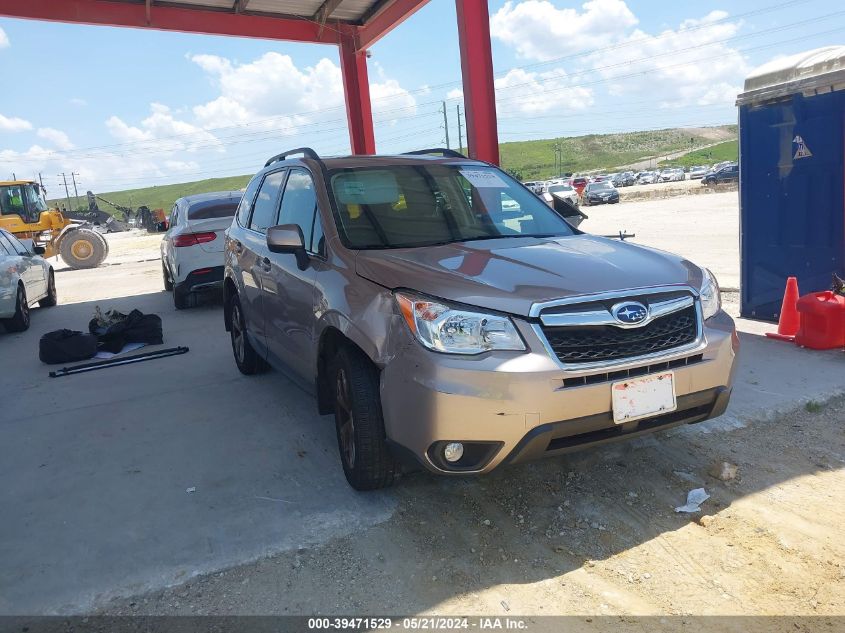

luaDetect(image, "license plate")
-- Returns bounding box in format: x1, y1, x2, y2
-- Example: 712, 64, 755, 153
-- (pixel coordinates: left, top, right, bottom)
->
611, 372, 676, 424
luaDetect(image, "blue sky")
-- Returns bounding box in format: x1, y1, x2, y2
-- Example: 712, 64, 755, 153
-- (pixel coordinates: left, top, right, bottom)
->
0, 0, 843, 193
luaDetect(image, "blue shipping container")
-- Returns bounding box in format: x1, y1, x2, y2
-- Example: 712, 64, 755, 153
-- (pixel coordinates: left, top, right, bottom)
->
737, 46, 845, 321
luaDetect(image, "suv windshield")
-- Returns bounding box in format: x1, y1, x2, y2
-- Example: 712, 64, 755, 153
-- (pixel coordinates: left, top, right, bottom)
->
328, 164, 575, 249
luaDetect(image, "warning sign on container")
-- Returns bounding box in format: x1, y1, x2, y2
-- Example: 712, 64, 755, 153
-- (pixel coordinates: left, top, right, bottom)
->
793, 135, 813, 159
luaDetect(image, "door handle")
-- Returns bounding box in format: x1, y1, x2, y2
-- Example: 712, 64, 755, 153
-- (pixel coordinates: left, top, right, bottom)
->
260, 257, 272, 272
233, 240, 243, 254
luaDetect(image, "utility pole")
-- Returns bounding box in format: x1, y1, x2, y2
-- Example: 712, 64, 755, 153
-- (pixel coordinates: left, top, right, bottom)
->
58, 173, 73, 213
440, 101, 451, 150
456, 104, 464, 155
70, 172, 80, 210
553, 143, 563, 177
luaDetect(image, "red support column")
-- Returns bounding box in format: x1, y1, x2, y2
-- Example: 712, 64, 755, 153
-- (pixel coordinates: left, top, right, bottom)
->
455, 0, 500, 165
339, 29, 376, 155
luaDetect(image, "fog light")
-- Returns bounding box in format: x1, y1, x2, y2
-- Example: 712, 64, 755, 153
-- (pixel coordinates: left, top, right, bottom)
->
443, 442, 464, 463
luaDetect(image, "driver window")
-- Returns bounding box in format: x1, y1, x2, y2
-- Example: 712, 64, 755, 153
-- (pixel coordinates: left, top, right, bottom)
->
1, 185, 26, 217
24, 185, 48, 214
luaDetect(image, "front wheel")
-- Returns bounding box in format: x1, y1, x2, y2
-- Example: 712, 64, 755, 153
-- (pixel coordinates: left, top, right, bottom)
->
4, 284, 30, 332
329, 346, 398, 490
59, 229, 107, 269
39, 271, 57, 307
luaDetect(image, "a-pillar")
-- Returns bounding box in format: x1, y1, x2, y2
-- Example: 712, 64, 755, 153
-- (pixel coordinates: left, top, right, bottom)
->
455, 0, 500, 164
339, 27, 376, 154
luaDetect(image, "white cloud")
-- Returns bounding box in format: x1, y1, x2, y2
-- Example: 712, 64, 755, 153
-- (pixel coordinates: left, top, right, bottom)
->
491, 0, 637, 61
587, 11, 749, 107
0, 27, 9, 49
0, 113, 32, 132
447, 69, 593, 116
496, 68, 593, 115
190, 52, 417, 129
107, 102, 221, 152
37, 127, 75, 150
70, 97, 87, 107
490, 2, 749, 110
0, 51, 418, 191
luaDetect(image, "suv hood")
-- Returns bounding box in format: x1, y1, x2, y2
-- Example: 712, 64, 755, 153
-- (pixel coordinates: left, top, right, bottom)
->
356, 235, 703, 317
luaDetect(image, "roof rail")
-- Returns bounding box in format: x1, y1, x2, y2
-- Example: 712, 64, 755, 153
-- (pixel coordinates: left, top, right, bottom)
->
402, 148, 467, 158
264, 147, 321, 167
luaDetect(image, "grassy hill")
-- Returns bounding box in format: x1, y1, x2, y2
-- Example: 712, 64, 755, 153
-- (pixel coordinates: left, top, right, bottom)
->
658, 139, 738, 168
53, 125, 736, 214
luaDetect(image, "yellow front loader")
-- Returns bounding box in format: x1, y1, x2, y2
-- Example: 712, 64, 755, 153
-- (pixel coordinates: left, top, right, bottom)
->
0, 180, 109, 269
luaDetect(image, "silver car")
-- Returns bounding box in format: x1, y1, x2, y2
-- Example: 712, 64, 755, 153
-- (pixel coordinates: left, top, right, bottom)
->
0, 229, 56, 332
224, 148, 737, 490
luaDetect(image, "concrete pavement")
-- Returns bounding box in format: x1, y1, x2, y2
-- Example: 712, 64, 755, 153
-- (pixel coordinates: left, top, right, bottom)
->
0, 287, 393, 614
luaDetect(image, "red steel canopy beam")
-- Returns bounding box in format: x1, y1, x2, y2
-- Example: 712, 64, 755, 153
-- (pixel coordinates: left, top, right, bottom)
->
356, 0, 430, 51
455, 0, 500, 165
0, 0, 337, 44
339, 28, 376, 154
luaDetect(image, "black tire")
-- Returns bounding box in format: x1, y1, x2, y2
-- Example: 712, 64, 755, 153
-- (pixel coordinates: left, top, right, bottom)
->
39, 271, 57, 307
4, 284, 30, 332
162, 263, 174, 291
229, 294, 267, 375
173, 286, 197, 310
93, 230, 110, 259
329, 345, 398, 490
59, 229, 107, 269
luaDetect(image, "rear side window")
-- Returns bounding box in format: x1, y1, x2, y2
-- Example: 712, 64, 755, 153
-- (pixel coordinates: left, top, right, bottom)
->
249, 171, 286, 234
236, 177, 262, 227
189, 201, 239, 221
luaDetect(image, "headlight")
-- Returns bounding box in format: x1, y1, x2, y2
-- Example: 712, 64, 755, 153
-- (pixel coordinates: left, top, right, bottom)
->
700, 268, 721, 319
395, 292, 526, 355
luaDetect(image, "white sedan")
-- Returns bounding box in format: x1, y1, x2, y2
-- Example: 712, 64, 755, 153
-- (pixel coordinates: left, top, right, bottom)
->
0, 228, 56, 332
161, 191, 242, 309
543, 183, 580, 208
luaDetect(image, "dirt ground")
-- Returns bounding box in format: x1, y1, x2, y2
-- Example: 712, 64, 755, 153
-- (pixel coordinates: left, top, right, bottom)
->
102, 395, 845, 617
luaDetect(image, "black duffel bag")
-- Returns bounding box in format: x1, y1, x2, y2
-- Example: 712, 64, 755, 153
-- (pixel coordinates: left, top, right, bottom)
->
89, 309, 163, 353
39, 329, 98, 364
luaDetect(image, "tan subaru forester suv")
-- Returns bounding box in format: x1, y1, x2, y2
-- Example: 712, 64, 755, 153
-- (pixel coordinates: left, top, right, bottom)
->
224, 148, 738, 490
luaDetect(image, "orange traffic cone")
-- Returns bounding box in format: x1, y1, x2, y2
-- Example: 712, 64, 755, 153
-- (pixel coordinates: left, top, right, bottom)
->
766, 276, 800, 341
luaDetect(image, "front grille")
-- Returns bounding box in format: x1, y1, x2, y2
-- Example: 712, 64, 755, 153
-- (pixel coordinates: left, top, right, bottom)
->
541, 305, 698, 364
561, 354, 704, 388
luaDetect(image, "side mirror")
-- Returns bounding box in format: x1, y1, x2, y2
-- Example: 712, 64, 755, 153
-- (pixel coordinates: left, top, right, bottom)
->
266, 224, 309, 270
32, 245, 46, 255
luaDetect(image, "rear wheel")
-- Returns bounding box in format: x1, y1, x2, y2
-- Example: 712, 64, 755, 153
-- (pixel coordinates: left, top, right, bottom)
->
162, 262, 173, 291
39, 271, 57, 307
229, 294, 267, 375
329, 345, 398, 490
4, 284, 30, 332
173, 286, 197, 310
59, 229, 107, 269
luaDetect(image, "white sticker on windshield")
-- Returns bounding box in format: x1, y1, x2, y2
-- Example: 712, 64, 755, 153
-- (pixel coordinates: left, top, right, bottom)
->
460, 169, 507, 188
343, 181, 366, 197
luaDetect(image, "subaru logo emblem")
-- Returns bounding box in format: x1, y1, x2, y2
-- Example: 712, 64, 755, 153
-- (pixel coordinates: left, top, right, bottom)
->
612, 301, 648, 325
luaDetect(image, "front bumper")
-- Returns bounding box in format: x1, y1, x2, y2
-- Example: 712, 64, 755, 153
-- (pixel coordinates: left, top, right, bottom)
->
381, 310, 738, 475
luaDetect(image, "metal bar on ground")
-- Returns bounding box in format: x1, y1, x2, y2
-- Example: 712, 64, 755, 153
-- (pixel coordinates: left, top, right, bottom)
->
49, 347, 189, 378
